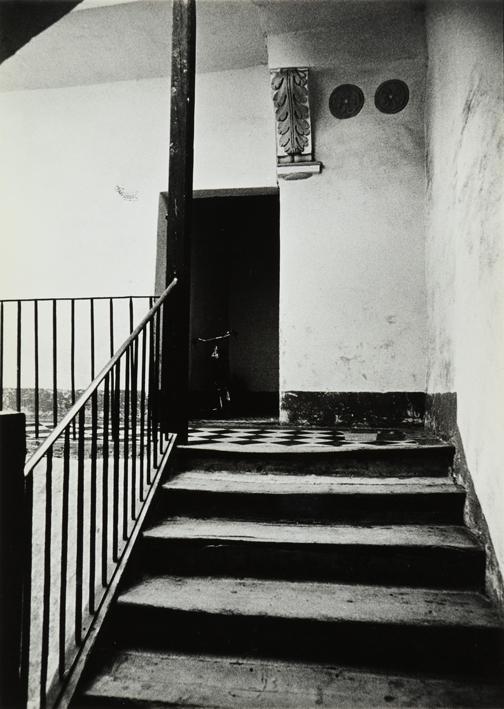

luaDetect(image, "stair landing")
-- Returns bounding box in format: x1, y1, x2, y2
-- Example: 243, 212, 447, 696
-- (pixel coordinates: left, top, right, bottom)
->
182, 421, 446, 453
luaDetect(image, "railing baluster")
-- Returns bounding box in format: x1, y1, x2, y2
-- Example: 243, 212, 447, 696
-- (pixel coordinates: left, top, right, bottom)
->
109, 298, 114, 358
53, 299, 58, 427
122, 347, 130, 541
89, 390, 98, 614
90, 299, 95, 380
129, 296, 134, 335
75, 408, 85, 645
0, 302, 3, 409
20, 470, 33, 709
112, 360, 121, 562
146, 318, 154, 485
131, 338, 138, 519
153, 307, 161, 468
40, 448, 53, 708
139, 327, 147, 501
59, 429, 71, 679
16, 301, 21, 411
34, 301, 40, 438
101, 375, 110, 586
71, 299, 76, 440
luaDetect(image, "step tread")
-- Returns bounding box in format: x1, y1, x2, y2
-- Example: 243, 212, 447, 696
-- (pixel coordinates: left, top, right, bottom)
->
118, 576, 500, 629
81, 649, 504, 708
163, 473, 461, 495
144, 518, 479, 549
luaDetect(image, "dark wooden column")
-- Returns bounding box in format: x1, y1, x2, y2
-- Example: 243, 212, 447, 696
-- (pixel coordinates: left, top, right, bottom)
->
161, 0, 196, 442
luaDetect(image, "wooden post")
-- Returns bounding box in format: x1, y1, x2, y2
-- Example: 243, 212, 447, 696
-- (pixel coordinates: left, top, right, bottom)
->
0, 412, 28, 708
161, 0, 196, 443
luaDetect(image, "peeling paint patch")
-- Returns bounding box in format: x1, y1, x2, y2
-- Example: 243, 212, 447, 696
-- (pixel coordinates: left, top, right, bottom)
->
115, 185, 139, 201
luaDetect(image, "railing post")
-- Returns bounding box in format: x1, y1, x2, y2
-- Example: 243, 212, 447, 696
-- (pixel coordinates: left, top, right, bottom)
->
0, 411, 28, 708
161, 0, 196, 443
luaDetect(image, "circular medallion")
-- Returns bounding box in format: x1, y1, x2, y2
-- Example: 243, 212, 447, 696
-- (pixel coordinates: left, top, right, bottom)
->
375, 79, 409, 114
329, 84, 365, 119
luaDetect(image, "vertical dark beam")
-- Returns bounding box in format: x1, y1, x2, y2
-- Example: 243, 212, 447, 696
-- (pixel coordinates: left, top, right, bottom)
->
162, 0, 196, 442
0, 412, 27, 709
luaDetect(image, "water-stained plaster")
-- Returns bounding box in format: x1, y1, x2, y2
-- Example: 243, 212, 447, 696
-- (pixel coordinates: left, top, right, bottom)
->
425, 0, 504, 600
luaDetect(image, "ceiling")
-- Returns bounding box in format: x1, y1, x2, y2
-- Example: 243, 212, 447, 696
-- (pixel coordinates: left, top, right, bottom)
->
0, 0, 268, 92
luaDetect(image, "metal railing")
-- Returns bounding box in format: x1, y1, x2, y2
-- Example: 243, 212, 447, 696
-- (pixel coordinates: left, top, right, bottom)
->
0, 295, 155, 438
10, 279, 178, 708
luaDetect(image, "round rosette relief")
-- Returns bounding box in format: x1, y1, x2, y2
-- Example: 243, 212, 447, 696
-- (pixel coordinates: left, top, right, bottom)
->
375, 79, 409, 114
329, 84, 365, 119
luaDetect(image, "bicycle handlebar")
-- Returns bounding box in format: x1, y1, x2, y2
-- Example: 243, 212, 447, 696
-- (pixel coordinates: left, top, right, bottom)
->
193, 329, 237, 344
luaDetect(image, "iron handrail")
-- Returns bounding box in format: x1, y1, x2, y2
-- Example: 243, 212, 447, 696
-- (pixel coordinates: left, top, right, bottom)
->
24, 278, 177, 475
0, 295, 157, 303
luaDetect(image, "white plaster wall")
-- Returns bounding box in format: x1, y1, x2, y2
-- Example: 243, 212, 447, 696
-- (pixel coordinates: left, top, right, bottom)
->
0, 65, 275, 387
0, 65, 275, 301
425, 1, 504, 570
265, 2, 428, 394
194, 66, 276, 191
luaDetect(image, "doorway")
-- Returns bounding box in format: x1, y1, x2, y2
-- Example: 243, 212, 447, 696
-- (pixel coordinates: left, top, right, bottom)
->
189, 190, 279, 418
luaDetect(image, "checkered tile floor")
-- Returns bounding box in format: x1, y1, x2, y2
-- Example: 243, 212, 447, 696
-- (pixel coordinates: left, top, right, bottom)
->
25, 419, 441, 456
182, 425, 440, 451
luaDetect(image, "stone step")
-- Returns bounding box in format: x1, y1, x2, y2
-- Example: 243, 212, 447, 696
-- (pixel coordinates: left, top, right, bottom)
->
78, 649, 504, 708
111, 576, 504, 675
177, 444, 454, 477
139, 518, 484, 588
160, 473, 465, 524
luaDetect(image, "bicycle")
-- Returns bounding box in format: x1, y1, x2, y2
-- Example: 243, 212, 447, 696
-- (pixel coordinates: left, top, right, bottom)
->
193, 330, 237, 415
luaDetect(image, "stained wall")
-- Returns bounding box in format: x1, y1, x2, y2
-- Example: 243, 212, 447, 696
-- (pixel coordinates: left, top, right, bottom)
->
425, 0, 504, 601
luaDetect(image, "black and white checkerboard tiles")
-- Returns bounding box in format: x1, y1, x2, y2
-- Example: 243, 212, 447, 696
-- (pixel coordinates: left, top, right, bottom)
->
25, 422, 423, 451
188, 426, 353, 447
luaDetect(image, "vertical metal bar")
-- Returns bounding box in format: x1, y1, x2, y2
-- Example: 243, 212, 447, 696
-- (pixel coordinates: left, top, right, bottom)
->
129, 297, 134, 334
71, 300, 76, 439
101, 375, 110, 586
131, 338, 138, 518
89, 390, 98, 614
40, 448, 53, 708
75, 408, 85, 645
112, 360, 121, 562
122, 347, 130, 540
20, 470, 32, 709
109, 298, 114, 358
146, 318, 154, 485
16, 301, 21, 411
71, 300, 76, 407
90, 298, 96, 380
0, 302, 3, 409
153, 308, 161, 469
139, 327, 147, 501
52, 299, 58, 427
34, 301, 40, 438
58, 429, 70, 679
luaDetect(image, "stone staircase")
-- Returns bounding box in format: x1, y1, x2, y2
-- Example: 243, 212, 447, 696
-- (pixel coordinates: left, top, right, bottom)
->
76, 430, 504, 707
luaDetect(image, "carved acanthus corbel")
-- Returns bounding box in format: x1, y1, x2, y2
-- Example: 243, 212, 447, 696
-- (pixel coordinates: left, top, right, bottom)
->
270, 67, 322, 179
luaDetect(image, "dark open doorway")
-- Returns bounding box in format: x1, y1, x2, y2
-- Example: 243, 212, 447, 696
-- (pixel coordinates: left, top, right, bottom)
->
189, 191, 279, 418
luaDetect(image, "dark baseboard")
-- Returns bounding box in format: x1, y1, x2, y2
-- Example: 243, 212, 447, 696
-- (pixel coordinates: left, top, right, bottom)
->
280, 391, 425, 427
426, 392, 504, 616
